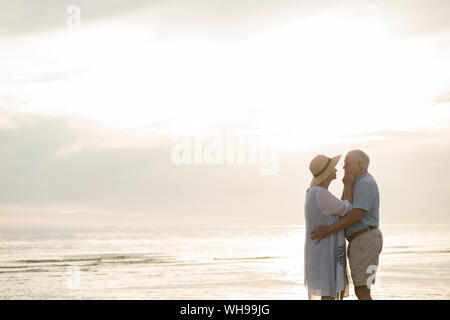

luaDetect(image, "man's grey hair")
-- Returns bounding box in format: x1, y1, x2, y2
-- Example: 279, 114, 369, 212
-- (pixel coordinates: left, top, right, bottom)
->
348, 149, 370, 169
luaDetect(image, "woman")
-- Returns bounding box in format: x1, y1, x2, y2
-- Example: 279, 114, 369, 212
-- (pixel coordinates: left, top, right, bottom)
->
304, 154, 353, 300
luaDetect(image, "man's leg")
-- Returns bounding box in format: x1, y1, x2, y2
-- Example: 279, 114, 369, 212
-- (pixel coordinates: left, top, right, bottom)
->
349, 229, 383, 300
354, 286, 371, 300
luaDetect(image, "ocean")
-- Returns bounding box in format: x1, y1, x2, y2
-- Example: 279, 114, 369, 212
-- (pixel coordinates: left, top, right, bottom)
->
1, 224, 449, 299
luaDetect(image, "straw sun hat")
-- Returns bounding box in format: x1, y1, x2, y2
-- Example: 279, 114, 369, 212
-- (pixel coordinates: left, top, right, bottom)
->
309, 154, 341, 188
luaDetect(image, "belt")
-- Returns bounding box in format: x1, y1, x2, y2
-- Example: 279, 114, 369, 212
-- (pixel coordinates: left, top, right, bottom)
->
347, 226, 377, 242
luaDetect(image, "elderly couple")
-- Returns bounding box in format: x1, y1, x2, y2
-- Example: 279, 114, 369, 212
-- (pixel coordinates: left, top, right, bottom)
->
304, 150, 383, 300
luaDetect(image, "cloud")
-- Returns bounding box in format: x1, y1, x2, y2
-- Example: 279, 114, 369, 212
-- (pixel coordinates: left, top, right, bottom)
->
340, 127, 450, 143
433, 91, 450, 104
374, 0, 450, 37
0, 69, 85, 85
4, 0, 450, 42
0, 108, 305, 226
0, 0, 153, 38
0, 0, 335, 40
2, 0, 450, 228
0, 107, 450, 227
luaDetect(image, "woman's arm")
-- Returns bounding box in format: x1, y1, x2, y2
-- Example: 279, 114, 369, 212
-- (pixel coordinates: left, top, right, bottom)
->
310, 208, 365, 243
341, 182, 353, 204
341, 166, 357, 203
317, 188, 352, 217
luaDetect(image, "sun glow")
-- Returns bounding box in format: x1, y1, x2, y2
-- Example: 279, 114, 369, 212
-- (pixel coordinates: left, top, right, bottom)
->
1, 10, 447, 149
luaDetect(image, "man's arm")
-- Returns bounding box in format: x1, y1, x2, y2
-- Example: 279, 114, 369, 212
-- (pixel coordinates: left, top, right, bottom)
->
310, 208, 365, 244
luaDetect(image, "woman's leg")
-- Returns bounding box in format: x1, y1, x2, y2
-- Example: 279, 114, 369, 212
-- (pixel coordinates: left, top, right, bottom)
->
321, 296, 335, 300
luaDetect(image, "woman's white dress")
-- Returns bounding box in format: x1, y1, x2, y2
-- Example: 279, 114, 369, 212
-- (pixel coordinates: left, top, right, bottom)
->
304, 186, 352, 298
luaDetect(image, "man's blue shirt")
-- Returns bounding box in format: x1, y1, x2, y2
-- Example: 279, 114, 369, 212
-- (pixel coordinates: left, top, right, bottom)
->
344, 172, 380, 237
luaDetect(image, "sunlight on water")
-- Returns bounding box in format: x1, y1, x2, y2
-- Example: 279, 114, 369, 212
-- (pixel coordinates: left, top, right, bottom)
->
0, 225, 449, 299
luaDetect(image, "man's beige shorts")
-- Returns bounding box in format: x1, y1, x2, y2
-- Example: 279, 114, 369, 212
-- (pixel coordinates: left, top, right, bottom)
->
347, 228, 383, 287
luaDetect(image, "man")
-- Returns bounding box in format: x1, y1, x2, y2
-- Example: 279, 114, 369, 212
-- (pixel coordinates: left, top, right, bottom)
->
310, 150, 383, 300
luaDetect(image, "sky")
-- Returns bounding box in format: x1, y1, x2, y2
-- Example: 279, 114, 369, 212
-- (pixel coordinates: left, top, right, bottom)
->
0, 0, 449, 227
